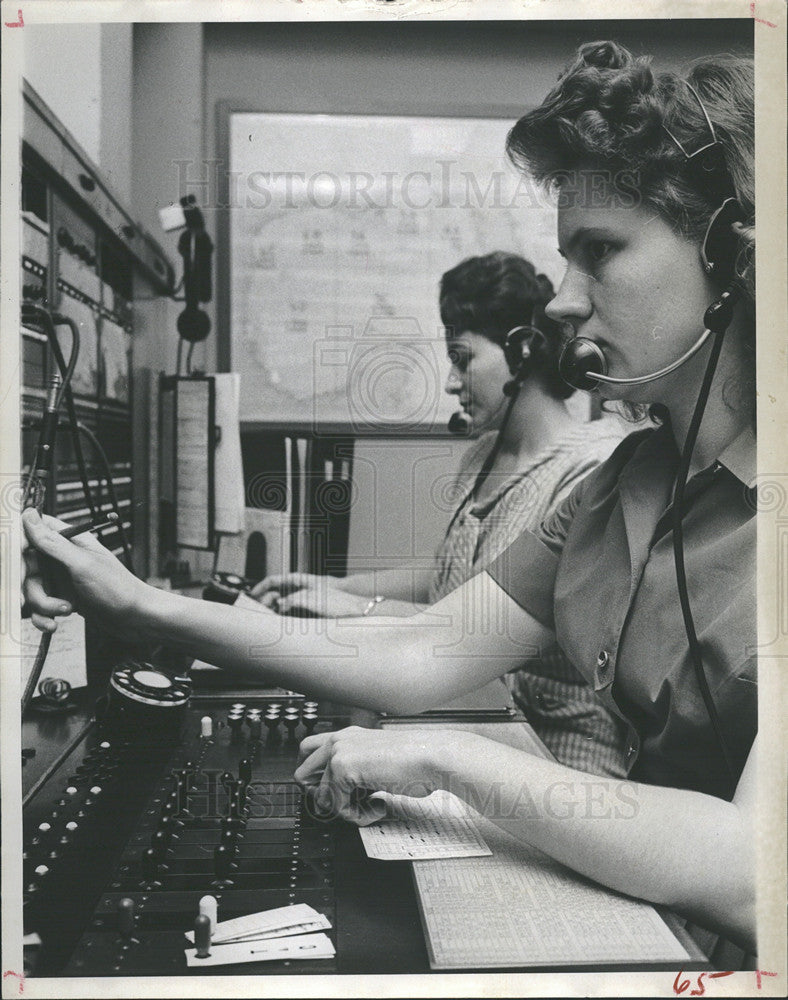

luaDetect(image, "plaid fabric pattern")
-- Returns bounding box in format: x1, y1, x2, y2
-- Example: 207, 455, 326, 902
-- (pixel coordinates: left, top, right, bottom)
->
429, 418, 629, 777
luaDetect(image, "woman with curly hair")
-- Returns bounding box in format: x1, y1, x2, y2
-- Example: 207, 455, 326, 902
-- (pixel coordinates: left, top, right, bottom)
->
252, 250, 628, 776
24, 41, 757, 950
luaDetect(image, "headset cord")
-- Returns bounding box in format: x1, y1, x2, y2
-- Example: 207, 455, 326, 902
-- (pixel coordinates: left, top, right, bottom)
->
439, 385, 521, 545
671, 287, 740, 790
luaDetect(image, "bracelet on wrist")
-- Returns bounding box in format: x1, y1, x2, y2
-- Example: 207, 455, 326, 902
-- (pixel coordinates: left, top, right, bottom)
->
362, 595, 386, 616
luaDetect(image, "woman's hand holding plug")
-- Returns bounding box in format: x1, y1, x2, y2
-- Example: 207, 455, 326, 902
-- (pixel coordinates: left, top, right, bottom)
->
22, 507, 151, 644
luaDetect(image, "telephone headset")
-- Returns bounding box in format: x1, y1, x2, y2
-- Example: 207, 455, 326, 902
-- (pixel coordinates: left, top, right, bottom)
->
447, 322, 544, 434
558, 82, 745, 787
443, 322, 543, 538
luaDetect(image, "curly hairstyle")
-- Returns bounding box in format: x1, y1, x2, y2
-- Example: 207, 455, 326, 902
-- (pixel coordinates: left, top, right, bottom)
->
506, 40, 754, 301
506, 40, 755, 417
439, 251, 573, 399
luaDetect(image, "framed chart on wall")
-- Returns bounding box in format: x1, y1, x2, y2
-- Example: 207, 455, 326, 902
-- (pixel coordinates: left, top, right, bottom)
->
218, 108, 565, 433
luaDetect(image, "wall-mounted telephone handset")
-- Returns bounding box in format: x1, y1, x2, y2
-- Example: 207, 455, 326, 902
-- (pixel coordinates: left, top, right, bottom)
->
176, 196, 214, 346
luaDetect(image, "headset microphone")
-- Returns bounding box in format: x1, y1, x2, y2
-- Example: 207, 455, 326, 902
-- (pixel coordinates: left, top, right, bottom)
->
558, 326, 715, 392
447, 410, 472, 435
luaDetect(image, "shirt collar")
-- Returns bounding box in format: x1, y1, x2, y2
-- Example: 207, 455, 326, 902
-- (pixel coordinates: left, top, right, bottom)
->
716, 424, 757, 489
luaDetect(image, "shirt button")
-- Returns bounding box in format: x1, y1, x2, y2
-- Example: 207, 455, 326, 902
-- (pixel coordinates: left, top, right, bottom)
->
626, 740, 638, 760
596, 650, 610, 674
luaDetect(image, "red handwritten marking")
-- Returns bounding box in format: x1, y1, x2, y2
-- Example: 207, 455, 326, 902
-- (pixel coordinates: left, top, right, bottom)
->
674, 970, 702, 995
674, 970, 778, 995
750, 2, 777, 27
3, 971, 25, 994
4, 9, 23, 27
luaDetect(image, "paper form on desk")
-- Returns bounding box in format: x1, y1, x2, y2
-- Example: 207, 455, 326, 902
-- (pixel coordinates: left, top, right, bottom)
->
412, 811, 691, 969
359, 790, 492, 861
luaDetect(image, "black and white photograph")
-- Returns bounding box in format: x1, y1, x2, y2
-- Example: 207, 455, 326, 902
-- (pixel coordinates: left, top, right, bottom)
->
1, 0, 785, 996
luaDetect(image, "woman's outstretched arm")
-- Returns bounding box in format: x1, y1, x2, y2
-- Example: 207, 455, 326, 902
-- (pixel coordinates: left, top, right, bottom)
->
22, 508, 549, 714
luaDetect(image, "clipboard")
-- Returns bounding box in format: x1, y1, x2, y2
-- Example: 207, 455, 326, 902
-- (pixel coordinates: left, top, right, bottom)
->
160, 374, 216, 550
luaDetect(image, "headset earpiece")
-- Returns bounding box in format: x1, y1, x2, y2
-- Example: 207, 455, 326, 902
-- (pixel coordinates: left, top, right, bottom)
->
701, 197, 744, 281
503, 325, 541, 378
502, 324, 544, 397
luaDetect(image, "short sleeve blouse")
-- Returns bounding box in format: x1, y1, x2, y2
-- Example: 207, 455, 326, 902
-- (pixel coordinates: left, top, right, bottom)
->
486, 423, 757, 800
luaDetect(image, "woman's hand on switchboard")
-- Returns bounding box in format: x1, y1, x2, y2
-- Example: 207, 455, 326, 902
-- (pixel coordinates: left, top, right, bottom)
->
22, 508, 149, 643
293, 725, 466, 825
250, 572, 332, 608
273, 587, 373, 618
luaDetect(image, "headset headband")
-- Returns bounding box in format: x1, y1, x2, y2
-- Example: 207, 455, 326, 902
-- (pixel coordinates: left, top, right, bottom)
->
663, 81, 743, 278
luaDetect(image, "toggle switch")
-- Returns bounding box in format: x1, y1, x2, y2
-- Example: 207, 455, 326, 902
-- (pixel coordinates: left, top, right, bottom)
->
220, 827, 238, 849
194, 913, 212, 958
199, 895, 218, 936
33, 823, 54, 847
302, 711, 318, 737
84, 785, 103, 806
213, 844, 237, 883
264, 713, 281, 742
28, 864, 49, 893
221, 815, 245, 836
156, 816, 176, 847
284, 707, 300, 741
227, 787, 245, 820
238, 758, 252, 786
59, 821, 78, 847
150, 830, 170, 859
117, 897, 136, 938
141, 847, 163, 882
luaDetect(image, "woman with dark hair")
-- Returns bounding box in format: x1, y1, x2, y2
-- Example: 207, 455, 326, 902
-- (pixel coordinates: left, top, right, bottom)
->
24, 41, 758, 949
253, 250, 627, 775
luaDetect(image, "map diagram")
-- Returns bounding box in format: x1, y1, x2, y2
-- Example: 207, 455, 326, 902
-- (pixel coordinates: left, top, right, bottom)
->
229, 113, 564, 428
